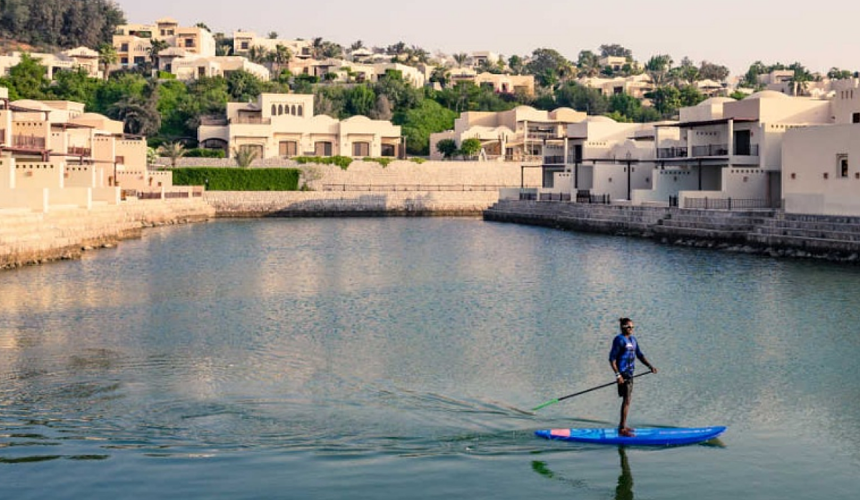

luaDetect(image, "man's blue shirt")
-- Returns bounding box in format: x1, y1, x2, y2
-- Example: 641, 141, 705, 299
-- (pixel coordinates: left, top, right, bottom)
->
609, 334, 643, 376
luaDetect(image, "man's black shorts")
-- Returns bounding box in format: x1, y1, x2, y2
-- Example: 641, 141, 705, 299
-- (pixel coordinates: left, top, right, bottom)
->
617, 375, 634, 398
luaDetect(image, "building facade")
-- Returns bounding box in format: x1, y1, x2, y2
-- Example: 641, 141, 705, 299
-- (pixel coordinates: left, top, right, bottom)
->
197, 93, 402, 159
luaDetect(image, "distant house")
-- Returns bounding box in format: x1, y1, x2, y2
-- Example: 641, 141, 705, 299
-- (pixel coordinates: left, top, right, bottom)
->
113, 17, 216, 70
197, 93, 403, 159
0, 47, 101, 79
0, 86, 159, 211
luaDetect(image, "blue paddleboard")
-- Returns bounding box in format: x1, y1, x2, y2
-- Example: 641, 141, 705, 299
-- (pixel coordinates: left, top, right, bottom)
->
535, 426, 726, 446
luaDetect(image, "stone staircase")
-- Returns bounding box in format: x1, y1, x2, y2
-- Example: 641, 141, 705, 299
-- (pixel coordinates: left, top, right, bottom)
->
749, 212, 860, 253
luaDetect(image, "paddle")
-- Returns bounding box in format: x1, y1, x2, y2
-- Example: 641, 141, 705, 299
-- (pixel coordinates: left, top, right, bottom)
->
532, 371, 653, 411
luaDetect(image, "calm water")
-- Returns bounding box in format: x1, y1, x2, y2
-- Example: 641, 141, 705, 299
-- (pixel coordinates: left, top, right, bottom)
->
1, 217, 858, 499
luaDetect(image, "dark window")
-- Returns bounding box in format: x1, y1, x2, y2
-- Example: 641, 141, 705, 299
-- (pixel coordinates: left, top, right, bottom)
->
734, 130, 752, 156
381, 144, 396, 157
279, 141, 297, 157
840, 156, 849, 177
853, 112, 860, 123
241, 41, 249, 50
120, 43, 129, 52
133, 56, 145, 65
315, 141, 333, 156
353, 142, 370, 157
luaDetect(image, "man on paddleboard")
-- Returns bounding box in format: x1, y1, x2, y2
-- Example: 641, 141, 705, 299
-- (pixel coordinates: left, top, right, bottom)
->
609, 318, 657, 437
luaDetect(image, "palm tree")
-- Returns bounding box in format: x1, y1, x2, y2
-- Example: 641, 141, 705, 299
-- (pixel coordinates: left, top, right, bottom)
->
147, 38, 170, 75
98, 43, 117, 81
233, 146, 258, 168
247, 45, 269, 65
453, 53, 469, 68
272, 44, 292, 75
157, 142, 186, 167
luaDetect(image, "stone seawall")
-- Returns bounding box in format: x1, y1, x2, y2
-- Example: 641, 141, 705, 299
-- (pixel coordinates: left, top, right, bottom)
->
485, 200, 860, 261
204, 191, 500, 217
0, 198, 215, 269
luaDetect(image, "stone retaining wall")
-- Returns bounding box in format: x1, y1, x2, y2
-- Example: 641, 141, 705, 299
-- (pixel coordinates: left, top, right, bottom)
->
204, 190, 499, 217
0, 198, 215, 269
485, 200, 860, 261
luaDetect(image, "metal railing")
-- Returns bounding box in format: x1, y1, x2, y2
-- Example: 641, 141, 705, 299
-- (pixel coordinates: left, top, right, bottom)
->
543, 155, 566, 165
734, 144, 760, 156
691, 144, 729, 157
322, 184, 518, 192
12, 135, 46, 149
657, 147, 687, 159
683, 197, 772, 210
67, 146, 91, 156
538, 192, 571, 201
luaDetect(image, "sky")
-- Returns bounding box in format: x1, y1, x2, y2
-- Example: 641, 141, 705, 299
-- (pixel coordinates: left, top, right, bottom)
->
116, 0, 859, 78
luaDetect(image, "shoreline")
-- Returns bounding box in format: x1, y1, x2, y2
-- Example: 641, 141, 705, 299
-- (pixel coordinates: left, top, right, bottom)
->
7, 192, 860, 271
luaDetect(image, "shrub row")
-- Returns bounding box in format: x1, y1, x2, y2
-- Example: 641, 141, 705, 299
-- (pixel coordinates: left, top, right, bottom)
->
169, 167, 301, 191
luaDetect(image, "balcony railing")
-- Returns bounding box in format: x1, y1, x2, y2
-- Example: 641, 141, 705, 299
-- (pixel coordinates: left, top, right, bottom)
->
12, 135, 46, 149
230, 117, 271, 125
734, 144, 760, 156
691, 144, 729, 157
543, 155, 566, 165
657, 147, 687, 159
67, 146, 92, 156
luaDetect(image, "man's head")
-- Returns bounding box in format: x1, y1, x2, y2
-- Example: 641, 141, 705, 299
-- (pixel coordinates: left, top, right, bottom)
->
619, 317, 635, 334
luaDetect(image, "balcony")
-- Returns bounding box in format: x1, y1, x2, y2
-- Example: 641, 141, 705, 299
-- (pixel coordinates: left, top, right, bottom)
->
543, 155, 566, 165
230, 117, 271, 125
657, 147, 687, 159
734, 144, 760, 156
67, 146, 92, 156
12, 135, 46, 149
691, 144, 729, 157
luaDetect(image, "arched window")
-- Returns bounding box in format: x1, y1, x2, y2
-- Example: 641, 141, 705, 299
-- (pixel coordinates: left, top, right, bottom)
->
291, 104, 297, 116
278, 104, 284, 115
271, 104, 276, 115
297, 105, 303, 117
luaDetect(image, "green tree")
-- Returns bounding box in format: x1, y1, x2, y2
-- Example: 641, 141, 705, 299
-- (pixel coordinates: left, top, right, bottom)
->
98, 43, 118, 81
398, 99, 457, 155
227, 69, 263, 101
645, 55, 673, 86
458, 138, 482, 159
608, 93, 642, 121
554, 82, 608, 115
699, 61, 730, 82
7, 53, 49, 99
525, 48, 572, 89
507, 55, 525, 75
436, 138, 458, 159
678, 84, 705, 107
827, 67, 854, 80
576, 50, 601, 77
147, 38, 170, 74
599, 44, 632, 58
647, 86, 682, 118
157, 141, 186, 167
233, 146, 258, 167
346, 84, 376, 116
46, 67, 100, 107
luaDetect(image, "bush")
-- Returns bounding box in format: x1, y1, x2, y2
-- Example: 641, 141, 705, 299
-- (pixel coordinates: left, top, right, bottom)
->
184, 148, 226, 158
363, 157, 395, 167
169, 167, 301, 191
294, 156, 353, 170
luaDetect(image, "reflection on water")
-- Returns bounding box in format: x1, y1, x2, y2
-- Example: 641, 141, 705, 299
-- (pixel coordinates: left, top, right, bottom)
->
1, 218, 860, 499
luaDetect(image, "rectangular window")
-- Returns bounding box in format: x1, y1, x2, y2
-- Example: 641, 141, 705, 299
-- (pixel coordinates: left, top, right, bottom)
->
120, 43, 129, 52
120, 57, 128, 65
381, 144, 396, 157
853, 112, 860, 123
839, 155, 849, 178
314, 141, 333, 157
240, 41, 249, 50
279, 141, 297, 157
134, 56, 145, 65
352, 142, 370, 157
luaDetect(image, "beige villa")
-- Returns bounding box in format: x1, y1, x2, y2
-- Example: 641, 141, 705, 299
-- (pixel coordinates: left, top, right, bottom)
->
113, 18, 216, 70
782, 79, 860, 216
0, 47, 101, 80
0, 86, 181, 212
197, 93, 403, 159
428, 106, 587, 180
